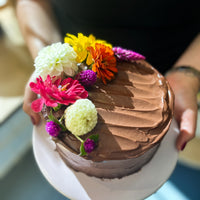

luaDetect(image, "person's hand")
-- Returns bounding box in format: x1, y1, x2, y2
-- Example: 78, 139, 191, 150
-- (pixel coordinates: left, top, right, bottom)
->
17, 0, 62, 125
166, 71, 199, 151
23, 73, 41, 125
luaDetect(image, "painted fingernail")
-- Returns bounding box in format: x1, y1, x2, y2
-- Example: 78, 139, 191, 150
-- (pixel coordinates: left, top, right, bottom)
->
181, 142, 187, 151
30, 116, 36, 125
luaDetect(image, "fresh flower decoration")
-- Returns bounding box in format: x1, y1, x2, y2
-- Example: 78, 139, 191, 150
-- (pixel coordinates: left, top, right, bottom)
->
30, 75, 88, 112
80, 135, 99, 156
64, 99, 97, 136
30, 32, 146, 155
87, 43, 117, 84
112, 47, 145, 62
84, 138, 96, 153
65, 33, 116, 84
45, 121, 61, 137
34, 42, 78, 79
78, 69, 97, 88
64, 33, 112, 65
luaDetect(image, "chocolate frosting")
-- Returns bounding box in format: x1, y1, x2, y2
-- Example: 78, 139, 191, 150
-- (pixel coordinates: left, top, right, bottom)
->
49, 60, 174, 162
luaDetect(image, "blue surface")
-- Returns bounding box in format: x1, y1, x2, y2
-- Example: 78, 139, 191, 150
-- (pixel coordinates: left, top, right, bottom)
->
148, 164, 200, 200
0, 148, 200, 200
0, 107, 32, 178
169, 164, 200, 200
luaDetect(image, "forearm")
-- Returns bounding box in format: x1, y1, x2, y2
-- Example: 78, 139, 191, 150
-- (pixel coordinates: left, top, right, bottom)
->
165, 34, 200, 150
16, 0, 62, 59
173, 33, 200, 72
167, 34, 200, 92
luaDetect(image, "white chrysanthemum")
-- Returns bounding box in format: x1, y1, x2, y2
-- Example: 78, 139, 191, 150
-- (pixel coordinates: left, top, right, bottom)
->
65, 99, 98, 136
34, 42, 78, 79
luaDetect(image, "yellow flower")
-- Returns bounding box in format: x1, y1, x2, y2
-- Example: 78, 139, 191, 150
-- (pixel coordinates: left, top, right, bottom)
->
64, 33, 93, 63
64, 33, 112, 65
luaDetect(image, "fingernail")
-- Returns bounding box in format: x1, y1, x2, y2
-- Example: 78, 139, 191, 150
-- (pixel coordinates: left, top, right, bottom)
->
30, 116, 36, 125
181, 142, 187, 151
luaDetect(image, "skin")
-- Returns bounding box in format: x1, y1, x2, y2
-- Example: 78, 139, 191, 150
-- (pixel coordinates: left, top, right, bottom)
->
16, 0, 200, 151
166, 35, 200, 150
16, 0, 62, 125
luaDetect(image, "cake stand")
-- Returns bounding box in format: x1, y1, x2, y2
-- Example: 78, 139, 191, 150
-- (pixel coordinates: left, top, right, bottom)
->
33, 119, 179, 200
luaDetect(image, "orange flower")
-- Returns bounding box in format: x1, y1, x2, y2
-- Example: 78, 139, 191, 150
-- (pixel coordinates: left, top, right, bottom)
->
87, 43, 117, 84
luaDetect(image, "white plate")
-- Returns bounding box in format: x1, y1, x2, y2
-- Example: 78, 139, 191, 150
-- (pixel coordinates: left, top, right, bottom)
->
33, 119, 179, 200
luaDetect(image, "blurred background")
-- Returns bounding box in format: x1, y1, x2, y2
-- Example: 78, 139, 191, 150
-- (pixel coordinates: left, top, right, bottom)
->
0, 1, 200, 200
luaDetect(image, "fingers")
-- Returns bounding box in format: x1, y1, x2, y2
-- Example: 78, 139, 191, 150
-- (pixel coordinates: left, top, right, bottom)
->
23, 75, 41, 125
176, 108, 197, 151
166, 71, 199, 151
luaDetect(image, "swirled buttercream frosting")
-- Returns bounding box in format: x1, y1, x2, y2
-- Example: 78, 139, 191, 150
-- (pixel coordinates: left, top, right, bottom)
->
42, 60, 174, 179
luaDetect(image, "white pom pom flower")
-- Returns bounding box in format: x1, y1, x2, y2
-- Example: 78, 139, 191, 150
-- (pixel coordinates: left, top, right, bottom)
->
64, 99, 97, 136
34, 42, 78, 79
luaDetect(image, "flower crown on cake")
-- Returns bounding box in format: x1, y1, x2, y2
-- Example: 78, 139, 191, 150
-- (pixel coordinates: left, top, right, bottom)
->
30, 33, 145, 156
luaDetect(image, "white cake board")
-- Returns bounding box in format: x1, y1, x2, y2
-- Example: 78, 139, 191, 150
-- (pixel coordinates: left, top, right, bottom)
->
33, 119, 179, 200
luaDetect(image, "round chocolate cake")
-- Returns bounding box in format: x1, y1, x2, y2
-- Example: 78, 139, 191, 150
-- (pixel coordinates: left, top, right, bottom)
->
41, 60, 174, 179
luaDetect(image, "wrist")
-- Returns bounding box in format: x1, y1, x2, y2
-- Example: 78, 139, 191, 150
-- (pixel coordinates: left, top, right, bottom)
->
166, 66, 200, 91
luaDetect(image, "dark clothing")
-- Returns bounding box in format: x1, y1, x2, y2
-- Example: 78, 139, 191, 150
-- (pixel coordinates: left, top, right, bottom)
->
50, 0, 200, 74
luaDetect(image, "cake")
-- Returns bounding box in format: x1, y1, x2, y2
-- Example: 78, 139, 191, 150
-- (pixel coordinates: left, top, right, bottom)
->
30, 33, 174, 179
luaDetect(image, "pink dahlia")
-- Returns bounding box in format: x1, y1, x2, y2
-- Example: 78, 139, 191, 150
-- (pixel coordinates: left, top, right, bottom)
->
30, 75, 88, 112
112, 47, 145, 62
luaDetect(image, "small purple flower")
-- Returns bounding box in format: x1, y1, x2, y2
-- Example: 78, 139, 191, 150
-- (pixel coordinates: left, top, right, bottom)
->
112, 47, 145, 62
84, 138, 96, 153
45, 121, 61, 137
78, 69, 97, 87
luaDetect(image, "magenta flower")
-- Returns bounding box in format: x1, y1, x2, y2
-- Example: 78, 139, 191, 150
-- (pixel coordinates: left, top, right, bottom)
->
112, 47, 145, 62
83, 138, 96, 153
30, 75, 88, 112
45, 121, 61, 137
78, 70, 97, 87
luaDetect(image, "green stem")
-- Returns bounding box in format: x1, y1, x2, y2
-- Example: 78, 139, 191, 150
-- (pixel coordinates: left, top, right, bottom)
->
59, 114, 65, 123
75, 135, 84, 143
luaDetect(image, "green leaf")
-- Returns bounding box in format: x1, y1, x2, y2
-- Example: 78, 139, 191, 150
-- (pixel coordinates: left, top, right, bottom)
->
79, 135, 99, 156
53, 104, 61, 112
48, 110, 60, 124
88, 134, 99, 143
80, 142, 87, 156
48, 109, 67, 132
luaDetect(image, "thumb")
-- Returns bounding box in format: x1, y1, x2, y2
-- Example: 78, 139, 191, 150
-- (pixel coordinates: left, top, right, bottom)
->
23, 79, 41, 125
176, 108, 197, 151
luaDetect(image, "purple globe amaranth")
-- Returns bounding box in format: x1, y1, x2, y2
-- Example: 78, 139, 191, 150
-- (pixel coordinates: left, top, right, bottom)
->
112, 47, 145, 62
84, 138, 96, 153
45, 121, 61, 137
78, 69, 97, 87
